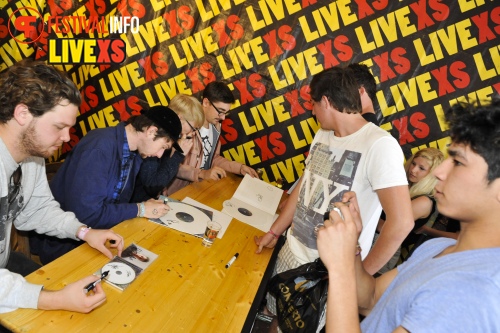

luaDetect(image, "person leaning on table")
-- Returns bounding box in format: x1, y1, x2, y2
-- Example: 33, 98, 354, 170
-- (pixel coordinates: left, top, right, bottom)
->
0, 59, 124, 315
31, 105, 183, 265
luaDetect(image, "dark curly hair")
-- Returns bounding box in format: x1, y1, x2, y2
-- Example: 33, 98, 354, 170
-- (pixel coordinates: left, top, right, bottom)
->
445, 98, 500, 182
0, 59, 81, 123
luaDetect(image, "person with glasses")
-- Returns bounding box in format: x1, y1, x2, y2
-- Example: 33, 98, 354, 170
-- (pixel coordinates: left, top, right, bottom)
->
31, 105, 184, 265
166, 81, 259, 195
0, 60, 124, 314
132, 94, 205, 202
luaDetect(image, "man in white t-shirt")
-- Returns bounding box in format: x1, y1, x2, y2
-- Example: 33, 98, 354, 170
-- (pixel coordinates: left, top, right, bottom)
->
255, 66, 413, 330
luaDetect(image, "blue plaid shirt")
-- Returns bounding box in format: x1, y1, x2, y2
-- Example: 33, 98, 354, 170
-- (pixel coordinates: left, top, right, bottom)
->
112, 132, 136, 203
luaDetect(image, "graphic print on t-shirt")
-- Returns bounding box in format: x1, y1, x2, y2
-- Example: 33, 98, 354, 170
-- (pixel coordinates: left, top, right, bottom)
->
293, 143, 361, 249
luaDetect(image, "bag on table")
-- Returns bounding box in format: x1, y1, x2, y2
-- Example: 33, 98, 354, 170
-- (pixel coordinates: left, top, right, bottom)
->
268, 258, 329, 333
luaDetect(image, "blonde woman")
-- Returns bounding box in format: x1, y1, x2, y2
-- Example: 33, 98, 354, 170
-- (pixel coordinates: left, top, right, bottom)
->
378, 147, 444, 271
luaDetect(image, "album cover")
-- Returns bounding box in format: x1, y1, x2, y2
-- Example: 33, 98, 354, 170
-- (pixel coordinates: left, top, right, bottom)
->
98, 243, 158, 291
222, 174, 284, 232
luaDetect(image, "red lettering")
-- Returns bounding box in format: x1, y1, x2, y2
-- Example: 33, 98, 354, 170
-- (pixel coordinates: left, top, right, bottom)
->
301, 0, 317, 8
248, 73, 266, 98
300, 86, 312, 111
222, 119, 238, 142
62, 127, 79, 154
233, 77, 254, 104
117, 0, 146, 18
127, 96, 142, 116
449, 61, 469, 89
138, 52, 167, 82
178, 5, 195, 30
255, 136, 275, 161
227, 15, 243, 40
270, 132, 286, 155
429, 0, 449, 22
111, 39, 126, 63
493, 82, 500, 95
0, 18, 7, 38
185, 67, 206, 93
164, 9, 184, 38
410, 112, 429, 139
354, 0, 375, 20
317, 40, 340, 69
96, 39, 111, 63
392, 116, 415, 145
80, 85, 98, 114
284, 90, 307, 117
213, 19, 231, 48
430, 66, 455, 96
471, 11, 496, 44
373, 47, 409, 83
409, 0, 435, 30
263, 29, 285, 59
492, 7, 500, 35
47, 0, 64, 15
85, 0, 106, 16
278, 25, 296, 51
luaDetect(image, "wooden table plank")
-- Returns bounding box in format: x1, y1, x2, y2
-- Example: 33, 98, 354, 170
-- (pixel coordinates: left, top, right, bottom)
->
0, 174, 278, 332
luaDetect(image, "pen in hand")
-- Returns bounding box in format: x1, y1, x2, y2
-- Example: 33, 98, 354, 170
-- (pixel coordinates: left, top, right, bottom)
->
225, 253, 239, 269
84, 270, 109, 294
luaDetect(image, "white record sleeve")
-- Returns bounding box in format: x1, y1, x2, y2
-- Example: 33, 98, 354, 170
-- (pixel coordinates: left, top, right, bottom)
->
158, 201, 212, 237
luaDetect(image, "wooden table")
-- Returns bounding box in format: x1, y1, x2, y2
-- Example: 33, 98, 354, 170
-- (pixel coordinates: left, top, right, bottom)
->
0, 173, 283, 332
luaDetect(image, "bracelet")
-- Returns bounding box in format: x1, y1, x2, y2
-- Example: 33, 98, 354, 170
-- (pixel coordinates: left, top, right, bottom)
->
268, 229, 279, 239
137, 202, 145, 217
77, 226, 91, 241
355, 243, 362, 256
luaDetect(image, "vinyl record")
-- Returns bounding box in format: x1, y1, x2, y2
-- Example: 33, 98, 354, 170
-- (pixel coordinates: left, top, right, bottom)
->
159, 202, 211, 236
238, 207, 253, 216
102, 262, 136, 285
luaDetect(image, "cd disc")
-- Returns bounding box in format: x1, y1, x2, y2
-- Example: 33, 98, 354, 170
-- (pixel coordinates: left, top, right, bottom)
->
102, 262, 136, 285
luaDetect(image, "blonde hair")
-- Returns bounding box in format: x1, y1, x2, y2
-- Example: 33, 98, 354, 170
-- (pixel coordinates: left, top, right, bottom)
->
169, 94, 205, 128
404, 148, 444, 198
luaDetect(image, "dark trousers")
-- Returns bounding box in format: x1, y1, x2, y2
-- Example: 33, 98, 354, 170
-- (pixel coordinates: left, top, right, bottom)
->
6, 251, 41, 277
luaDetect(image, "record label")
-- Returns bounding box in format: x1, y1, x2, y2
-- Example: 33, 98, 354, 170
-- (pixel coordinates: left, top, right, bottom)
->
102, 262, 136, 285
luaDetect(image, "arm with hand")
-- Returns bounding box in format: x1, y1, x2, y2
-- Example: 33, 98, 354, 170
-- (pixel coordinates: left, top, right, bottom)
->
317, 192, 400, 332
362, 186, 414, 275
37, 275, 107, 313
254, 177, 302, 253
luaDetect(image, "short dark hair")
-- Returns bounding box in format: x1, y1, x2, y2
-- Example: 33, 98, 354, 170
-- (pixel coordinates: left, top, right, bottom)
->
127, 115, 171, 141
445, 98, 500, 182
0, 59, 81, 123
309, 67, 361, 114
348, 63, 377, 103
202, 81, 235, 104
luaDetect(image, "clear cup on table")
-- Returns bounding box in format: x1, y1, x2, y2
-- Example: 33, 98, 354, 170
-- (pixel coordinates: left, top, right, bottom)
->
202, 220, 222, 247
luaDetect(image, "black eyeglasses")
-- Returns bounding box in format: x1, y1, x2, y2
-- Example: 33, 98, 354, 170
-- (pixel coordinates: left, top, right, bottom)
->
8, 165, 22, 204
209, 100, 230, 117
186, 120, 198, 133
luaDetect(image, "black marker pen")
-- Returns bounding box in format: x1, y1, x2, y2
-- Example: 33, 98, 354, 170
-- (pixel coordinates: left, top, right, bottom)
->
84, 270, 109, 294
